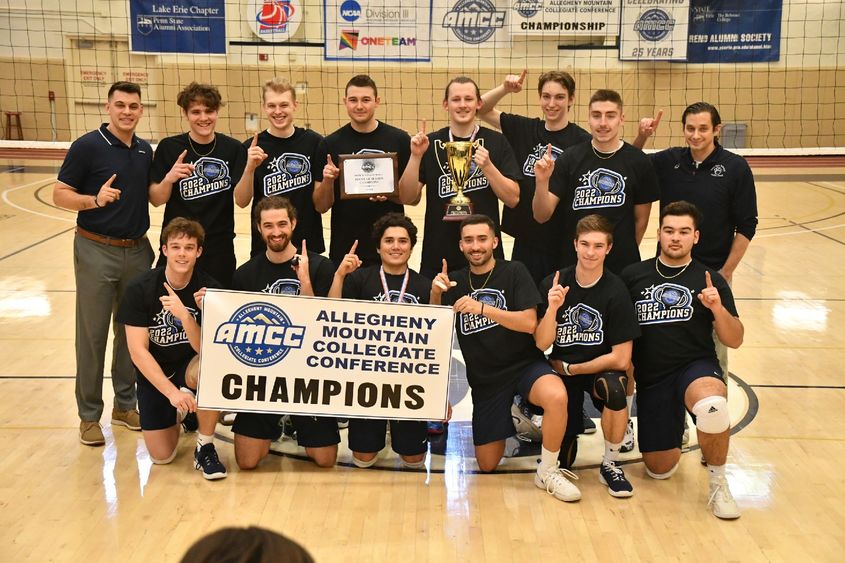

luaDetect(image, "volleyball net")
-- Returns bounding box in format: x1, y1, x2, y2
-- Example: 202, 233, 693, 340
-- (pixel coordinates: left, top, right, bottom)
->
0, 0, 843, 155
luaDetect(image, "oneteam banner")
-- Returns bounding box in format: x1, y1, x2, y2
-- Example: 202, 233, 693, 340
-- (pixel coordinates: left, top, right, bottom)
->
129, 0, 226, 54
197, 289, 453, 421
619, 0, 690, 61
323, 0, 432, 61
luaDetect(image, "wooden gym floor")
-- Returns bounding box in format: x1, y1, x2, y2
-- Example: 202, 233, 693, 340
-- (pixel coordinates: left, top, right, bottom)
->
1, 157, 844, 561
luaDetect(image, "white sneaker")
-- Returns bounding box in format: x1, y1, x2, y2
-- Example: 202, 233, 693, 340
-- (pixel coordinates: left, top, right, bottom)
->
708, 475, 741, 519
620, 419, 635, 453
534, 462, 581, 502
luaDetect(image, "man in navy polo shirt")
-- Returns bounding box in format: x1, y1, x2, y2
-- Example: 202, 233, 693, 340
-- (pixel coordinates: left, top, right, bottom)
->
53, 81, 155, 447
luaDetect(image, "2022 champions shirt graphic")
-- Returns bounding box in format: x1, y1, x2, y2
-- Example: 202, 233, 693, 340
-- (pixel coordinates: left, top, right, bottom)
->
459, 288, 506, 335
178, 157, 231, 200
572, 168, 626, 210
149, 306, 199, 347
634, 282, 694, 325
555, 303, 604, 346
262, 152, 312, 197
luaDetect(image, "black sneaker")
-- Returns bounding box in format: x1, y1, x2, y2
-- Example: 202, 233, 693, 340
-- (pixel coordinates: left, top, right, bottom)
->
181, 412, 198, 433
599, 461, 634, 498
194, 443, 227, 480
582, 410, 597, 434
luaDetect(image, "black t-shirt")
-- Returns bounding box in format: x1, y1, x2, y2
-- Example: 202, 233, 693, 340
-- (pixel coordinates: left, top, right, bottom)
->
342, 265, 431, 304
314, 122, 411, 266
419, 126, 522, 274
150, 132, 247, 243
231, 251, 334, 297
441, 260, 543, 396
651, 144, 758, 269
621, 258, 738, 388
499, 113, 590, 243
117, 267, 219, 376
243, 127, 325, 257
539, 266, 640, 364
550, 141, 659, 274
58, 124, 152, 239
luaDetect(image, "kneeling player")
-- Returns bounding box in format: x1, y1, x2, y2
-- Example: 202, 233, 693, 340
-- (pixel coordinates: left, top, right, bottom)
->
622, 201, 744, 519
431, 215, 580, 501
535, 215, 640, 497
329, 213, 430, 469
230, 196, 339, 469
118, 218, 227, 479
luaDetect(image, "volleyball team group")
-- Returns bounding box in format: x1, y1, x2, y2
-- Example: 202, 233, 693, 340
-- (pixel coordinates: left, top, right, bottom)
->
53, 68, 757, 520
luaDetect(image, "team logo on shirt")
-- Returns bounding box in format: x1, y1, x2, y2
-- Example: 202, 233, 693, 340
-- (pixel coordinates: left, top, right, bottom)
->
459, 288, 506, 335
213, 302, 306, 367
264, 153, 312, 196
375, 291, 420, 304
555, 303, 604, 345
179, 157, 231, 200
710, 164, 726, 177
434, 139, 487, 199
522, 143, 563, 177
263, 278, 301, 295
572, 168, 626, 209
149, 307, 199, 347
634, 283, 693, 325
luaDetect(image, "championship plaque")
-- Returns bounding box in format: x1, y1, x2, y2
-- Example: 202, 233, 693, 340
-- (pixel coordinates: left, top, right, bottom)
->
339, 152, 398, 199
442, 141, 477, 221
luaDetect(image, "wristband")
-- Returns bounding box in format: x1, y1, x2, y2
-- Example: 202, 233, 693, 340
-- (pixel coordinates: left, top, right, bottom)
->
93, 195, 101, 208
480, 303, 485, 316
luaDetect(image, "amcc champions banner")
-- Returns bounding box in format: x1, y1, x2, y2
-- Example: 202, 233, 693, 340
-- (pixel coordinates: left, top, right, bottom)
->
197, 289, 453, 420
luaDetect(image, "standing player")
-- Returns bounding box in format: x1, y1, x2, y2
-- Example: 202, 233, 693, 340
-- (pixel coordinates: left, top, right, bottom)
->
313, 75, 410, 267
329, 213, 430, 469
234, 77, 325, 258
149, 82, 247, 287
431, 215, 580, 502
399, 76, 521, 280
478, 70, 591, 283
621, 201, 744, 519
117, 218, 227, 479
53, 81, 155, 446
230, 196, 339, 469
634, 102, 758, 377
533, 89, 658, 274
535, 215, 640, 497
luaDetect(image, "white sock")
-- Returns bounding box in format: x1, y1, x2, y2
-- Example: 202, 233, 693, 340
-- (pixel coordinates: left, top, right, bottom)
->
603, 441, 622, 465
626, 395, 634, 417
538, 446, 559, 474
707, 463, 726, 479
197, 433, 213, 449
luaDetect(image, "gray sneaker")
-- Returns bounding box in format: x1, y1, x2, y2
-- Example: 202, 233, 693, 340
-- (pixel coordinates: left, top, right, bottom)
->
534, 462, 581, 502
708, 475, 741, 519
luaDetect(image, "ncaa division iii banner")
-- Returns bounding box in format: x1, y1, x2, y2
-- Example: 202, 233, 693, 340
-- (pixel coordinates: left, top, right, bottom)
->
620, 0, 689, 61
197, 289, 453, 420
129, 0, 226, 54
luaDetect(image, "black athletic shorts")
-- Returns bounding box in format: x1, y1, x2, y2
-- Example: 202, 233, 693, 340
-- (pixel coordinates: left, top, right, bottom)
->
348, 418, 428, 456
636, 358, 724, 453
232, 413, 340, 448
137, 357, 193, 431
471, 360, 556, 446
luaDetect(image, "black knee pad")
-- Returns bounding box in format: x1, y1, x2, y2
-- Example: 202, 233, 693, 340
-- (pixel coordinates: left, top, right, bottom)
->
558, 435, 578, 469
593, 370, 628, 411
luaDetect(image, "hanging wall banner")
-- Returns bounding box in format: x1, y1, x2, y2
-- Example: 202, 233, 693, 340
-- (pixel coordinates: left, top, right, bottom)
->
197, 289, 453, 420
686, 0, 782, 63
619, 0, 689, 61
324, 0, 432, 61
247, 0, 304, 42
509, 0, 621, 37
129, 0, 226, 54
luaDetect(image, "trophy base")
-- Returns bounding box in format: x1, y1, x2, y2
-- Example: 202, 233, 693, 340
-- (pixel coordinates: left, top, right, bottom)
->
443, 202, 474, 222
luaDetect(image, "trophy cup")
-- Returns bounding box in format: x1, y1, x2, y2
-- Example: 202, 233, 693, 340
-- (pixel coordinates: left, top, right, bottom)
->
443, 141, 477, 222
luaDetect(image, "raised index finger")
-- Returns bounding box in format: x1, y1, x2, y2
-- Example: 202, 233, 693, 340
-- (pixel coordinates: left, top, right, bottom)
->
705, 270, 713, 288
441, 258, 448, 275
176, 149, 187, 163
250, 132, 259, 147
653, 109, 664, 129
163, 282, 177, 296
518, 69, 527, 85
553, 270, 560, 287
104, 173, 117, 187
349, 239, 358, 254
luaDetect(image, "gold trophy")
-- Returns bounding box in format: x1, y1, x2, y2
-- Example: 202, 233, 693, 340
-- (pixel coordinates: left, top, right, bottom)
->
443, 141, 477, 222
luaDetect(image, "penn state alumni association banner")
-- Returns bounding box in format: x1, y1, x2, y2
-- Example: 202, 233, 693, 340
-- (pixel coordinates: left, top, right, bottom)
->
686, 0, 782, 63
129, 0, 226, 54
619, 0, 689, 61
197, 289, 453, 420
324, 0, 433, 61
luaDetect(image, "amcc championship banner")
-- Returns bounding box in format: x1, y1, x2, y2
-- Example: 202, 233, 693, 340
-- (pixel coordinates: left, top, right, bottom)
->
197, 289, 453, 420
